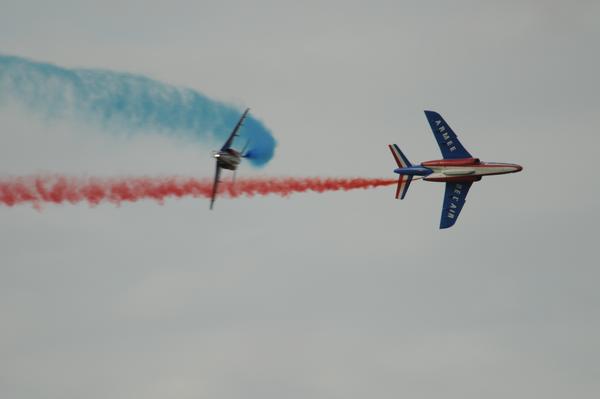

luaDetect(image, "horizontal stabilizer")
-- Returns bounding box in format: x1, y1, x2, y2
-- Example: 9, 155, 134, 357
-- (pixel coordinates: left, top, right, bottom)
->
395, 175, 413, 200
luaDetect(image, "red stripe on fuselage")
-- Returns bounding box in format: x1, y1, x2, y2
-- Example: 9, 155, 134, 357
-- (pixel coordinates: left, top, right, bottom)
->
421, 158, 480, 167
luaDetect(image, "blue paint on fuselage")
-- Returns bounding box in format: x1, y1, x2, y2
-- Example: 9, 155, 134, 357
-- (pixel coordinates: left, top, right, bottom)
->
394, 166, 433, 176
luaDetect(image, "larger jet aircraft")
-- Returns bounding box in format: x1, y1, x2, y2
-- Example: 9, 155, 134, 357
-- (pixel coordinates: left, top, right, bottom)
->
389, 111, 522, 229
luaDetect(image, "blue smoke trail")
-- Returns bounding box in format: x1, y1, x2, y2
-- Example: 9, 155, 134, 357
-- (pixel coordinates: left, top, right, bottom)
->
0, 54, 276, 166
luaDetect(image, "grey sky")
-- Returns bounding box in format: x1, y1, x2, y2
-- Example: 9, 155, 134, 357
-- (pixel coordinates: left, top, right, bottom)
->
1, 1, 599, 398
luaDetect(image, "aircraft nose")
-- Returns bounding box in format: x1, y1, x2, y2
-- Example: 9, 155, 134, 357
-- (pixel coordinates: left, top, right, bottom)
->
513, 164, 523, 172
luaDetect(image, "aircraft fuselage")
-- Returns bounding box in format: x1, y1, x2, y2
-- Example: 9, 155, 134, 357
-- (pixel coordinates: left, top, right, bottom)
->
214, 148, 242, 170
394, 158, 522, 182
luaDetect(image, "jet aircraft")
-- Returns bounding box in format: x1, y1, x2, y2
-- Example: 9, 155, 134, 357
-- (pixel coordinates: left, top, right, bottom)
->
210, 108, 250, 210
389, 111, 522, 229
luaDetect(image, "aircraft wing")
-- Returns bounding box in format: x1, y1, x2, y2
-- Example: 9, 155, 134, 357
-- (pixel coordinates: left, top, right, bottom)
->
220, 108, 250, 151
424, 111, 472, 159
209, 163, 222, 210
440, 181, 472, 229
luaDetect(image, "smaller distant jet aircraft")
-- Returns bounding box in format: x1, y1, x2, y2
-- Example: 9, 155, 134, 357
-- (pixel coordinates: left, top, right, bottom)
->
389, 111, 522, 229
210, 108, 250, 210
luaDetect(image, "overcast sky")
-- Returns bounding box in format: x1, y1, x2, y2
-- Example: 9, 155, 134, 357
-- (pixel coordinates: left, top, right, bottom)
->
1, 1, 599, 398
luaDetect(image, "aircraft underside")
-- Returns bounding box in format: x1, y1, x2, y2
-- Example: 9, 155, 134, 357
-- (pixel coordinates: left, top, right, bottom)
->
388, 111, 522, 228
216, 154, 241, 170
423, 163, 522, 182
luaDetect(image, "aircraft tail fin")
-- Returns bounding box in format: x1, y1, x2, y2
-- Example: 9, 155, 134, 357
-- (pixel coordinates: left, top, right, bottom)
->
395, 175, 413, 200
388, 144, 412, 168
389, 144, 413, 200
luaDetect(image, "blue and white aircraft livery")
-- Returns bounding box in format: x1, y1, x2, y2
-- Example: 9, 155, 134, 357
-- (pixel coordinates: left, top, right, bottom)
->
389, 111, 522, 229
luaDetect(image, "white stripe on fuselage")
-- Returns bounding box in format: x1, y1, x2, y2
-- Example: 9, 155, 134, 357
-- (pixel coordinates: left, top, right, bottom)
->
427, 165, 517, 178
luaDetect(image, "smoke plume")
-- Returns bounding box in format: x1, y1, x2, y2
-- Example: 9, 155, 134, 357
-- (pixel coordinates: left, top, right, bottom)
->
0, 54, 276, 166
0, 175, 396, 207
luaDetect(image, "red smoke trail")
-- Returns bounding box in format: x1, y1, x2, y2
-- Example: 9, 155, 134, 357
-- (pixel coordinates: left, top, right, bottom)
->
0, 175, 396, 207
